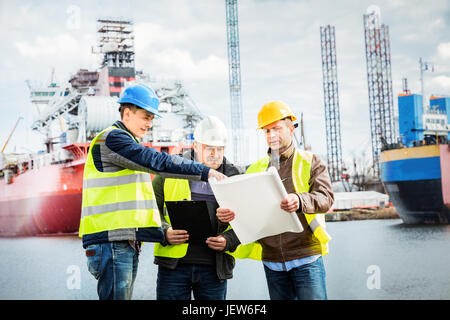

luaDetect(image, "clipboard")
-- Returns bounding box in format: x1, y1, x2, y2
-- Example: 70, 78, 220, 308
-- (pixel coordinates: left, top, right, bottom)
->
165, 200, 215, 244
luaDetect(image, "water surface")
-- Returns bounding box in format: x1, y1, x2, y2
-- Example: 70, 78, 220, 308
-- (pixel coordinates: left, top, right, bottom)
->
1, 219, 449, 299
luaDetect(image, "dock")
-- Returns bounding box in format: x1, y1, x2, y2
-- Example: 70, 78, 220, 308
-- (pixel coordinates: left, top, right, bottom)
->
326, 207, 400, 222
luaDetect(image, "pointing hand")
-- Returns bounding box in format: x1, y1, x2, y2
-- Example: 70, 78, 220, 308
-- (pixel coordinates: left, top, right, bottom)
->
208, 168, 227, 181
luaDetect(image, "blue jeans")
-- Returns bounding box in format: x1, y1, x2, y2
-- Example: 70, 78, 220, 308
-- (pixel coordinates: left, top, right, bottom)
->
85, 241, 139, 300
263, 256, 327, 300
157, 264, 227, 300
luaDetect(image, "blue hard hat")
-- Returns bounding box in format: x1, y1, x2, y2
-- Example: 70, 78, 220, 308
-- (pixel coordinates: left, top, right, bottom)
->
117, 84, 162, 118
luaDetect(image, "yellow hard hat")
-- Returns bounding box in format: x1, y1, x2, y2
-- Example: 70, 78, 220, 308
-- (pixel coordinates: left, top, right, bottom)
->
257, 101, 297, 129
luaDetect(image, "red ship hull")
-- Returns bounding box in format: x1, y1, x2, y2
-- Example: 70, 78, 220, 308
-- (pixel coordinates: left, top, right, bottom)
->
0, 143, 192, 236
0, 159, 84, 236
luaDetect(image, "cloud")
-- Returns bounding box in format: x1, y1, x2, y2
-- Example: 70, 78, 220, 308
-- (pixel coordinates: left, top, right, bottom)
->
135, 22, 223, 50
13, 33, 97, 71
430, 75, 450, 93
149, 49, 228, 81
437, 42, 450, 60
134, 21, 227, 82
15, 34, 78, 58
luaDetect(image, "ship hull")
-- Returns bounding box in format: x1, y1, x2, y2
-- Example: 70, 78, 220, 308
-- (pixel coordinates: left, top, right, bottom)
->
381, 144, 450, 224
0, 193, 81, 236
384, 179, 450, 224
0, 160, 84, 236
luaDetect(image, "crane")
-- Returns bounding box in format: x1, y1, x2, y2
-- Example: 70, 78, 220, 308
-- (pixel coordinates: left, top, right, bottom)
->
225, 0, 244, 163
320, 25, 343, 182
2, 117, 23, 153
363, 11, 395, 178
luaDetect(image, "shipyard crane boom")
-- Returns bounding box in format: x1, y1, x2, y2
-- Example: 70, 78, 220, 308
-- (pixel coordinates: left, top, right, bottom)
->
2, 117, 23, 153
225, 0, 244, 163
31, 88, 82, 132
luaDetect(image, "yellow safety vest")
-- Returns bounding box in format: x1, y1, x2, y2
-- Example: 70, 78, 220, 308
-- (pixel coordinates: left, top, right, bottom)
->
79, 126, 161, 237
231, 149, 331, 260
153, 178, 191, 258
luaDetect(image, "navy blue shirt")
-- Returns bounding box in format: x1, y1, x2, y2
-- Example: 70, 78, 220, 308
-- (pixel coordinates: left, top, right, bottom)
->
92, 121, 210, 181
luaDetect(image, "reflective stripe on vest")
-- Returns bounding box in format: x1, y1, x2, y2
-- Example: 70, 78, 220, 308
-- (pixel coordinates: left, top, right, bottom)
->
291, 149, 331, 255
153, 179, 190, 258
81, 200, 158, 216
79, 126, 161, 237
83, 173, 151, 189
231, 149, 331, 260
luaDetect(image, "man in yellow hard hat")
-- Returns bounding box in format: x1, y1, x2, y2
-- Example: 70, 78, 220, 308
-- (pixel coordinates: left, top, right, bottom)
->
217, 101, 334, 300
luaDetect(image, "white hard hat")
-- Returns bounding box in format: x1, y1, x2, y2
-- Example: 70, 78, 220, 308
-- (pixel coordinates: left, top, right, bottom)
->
194, 116, 228, 147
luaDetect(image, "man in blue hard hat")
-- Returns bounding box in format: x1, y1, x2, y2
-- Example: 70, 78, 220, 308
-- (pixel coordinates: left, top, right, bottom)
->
80, 83, 227, 300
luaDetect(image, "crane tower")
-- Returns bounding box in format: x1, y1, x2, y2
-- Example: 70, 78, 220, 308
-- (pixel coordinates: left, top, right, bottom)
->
225, 0, 244, 163
320, 25, 343, 182
363, 11, 395, 178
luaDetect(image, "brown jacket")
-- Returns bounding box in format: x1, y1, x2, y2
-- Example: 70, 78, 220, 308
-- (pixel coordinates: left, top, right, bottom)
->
258, 143, 334, 262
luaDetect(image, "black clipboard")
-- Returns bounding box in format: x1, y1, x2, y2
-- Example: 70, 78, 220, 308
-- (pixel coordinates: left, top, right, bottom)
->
165, 200, 215, 244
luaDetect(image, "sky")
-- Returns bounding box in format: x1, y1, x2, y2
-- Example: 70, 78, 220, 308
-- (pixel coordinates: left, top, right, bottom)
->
0, 0, 449, 165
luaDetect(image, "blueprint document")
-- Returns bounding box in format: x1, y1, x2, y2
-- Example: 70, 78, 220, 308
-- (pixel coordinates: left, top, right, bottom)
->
209, 167, 303, 244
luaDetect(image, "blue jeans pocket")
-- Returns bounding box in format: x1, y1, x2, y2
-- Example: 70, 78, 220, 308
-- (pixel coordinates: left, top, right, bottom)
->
86, 244, 102, 280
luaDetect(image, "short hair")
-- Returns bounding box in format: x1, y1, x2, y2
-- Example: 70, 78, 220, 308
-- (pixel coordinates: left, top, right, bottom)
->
282, 117, 294, 128
119, 103, 139, 119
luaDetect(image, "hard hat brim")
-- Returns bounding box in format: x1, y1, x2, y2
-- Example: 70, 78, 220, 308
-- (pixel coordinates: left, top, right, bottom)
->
194, 139, 226, 147
118, 96, 163, 118
257, 115, 298, 129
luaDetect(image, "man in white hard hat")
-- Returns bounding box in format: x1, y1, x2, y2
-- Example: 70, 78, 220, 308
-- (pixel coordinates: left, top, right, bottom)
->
152, 116, 241, 300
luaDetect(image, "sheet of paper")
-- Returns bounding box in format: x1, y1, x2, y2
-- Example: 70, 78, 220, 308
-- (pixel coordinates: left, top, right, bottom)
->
209, 167, 303, 245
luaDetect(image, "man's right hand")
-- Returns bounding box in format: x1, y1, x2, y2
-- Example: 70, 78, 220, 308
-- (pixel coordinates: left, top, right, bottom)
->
216, 208, 235, 223
208, 168, 227, 181
166, 227, 189, 245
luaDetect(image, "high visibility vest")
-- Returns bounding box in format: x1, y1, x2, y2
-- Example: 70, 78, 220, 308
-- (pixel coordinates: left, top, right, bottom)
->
153, 178, 236, 259
79, 126, 161, 237
153, 179, 191, 258
231, 149, 332, 260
